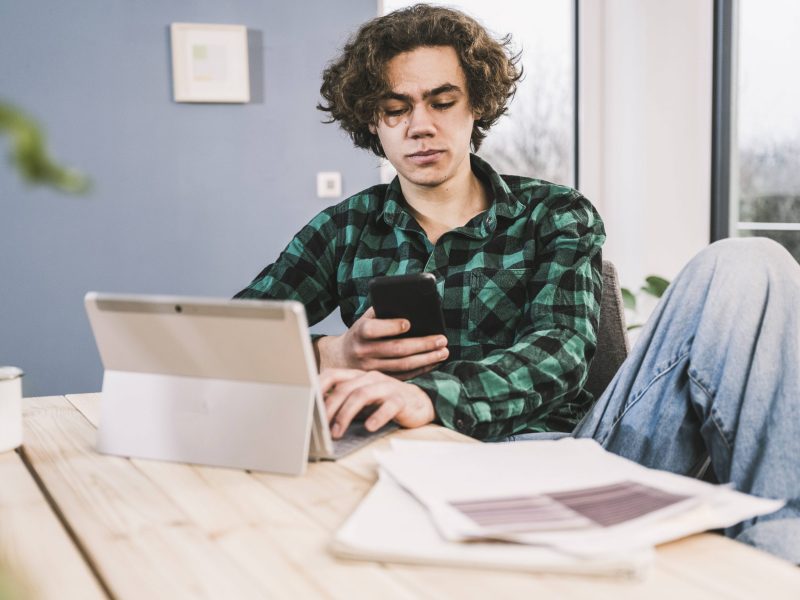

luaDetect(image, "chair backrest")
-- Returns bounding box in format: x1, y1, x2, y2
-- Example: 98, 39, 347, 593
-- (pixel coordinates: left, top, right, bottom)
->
583, 260, 629, 399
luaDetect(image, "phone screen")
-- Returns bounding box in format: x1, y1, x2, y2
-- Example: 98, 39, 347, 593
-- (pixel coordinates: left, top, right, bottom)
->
368, 273, 446, 338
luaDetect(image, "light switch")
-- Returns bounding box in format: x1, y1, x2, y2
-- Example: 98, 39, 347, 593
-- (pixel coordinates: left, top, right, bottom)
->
317, 171, 342, 198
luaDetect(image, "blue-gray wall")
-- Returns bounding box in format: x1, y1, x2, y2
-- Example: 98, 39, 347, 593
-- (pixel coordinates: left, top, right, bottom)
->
0, 0, 378, 396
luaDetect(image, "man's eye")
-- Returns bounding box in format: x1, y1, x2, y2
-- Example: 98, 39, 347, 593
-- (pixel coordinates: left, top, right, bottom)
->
384, 108, 407, 117
433, 101, 455, 110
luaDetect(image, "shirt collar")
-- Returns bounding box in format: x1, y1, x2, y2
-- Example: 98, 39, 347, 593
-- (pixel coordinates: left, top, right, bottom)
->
468, 154, 526, 220
376, 176, 407, 227
376, 153, 526, 228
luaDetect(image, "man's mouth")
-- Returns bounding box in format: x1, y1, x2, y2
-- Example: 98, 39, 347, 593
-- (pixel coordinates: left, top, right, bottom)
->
407, 149, 444, 164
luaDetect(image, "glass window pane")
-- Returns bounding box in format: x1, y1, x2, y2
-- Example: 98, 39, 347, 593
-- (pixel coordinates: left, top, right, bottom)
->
381, 0, 575, 185
733, 0, 800, 250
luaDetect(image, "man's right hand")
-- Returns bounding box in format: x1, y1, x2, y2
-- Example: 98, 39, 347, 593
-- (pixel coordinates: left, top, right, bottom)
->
314, 307, 448, 380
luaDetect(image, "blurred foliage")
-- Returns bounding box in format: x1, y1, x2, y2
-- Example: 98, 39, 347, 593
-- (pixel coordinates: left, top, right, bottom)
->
622, 275, 670, 330
640, 275, 670, 299
0, 561, 32, 600
621, 287, 636, 311
0, 101, 90, 194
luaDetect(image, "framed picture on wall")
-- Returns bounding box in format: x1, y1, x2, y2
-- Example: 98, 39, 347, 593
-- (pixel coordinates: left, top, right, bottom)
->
170, 23, 250, 103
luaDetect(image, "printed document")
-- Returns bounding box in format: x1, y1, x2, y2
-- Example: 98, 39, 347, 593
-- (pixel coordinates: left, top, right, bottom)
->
332, 438, 783, 573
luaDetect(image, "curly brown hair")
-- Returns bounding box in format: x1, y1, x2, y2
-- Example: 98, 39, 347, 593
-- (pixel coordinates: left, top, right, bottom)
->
317, 4, 522, 157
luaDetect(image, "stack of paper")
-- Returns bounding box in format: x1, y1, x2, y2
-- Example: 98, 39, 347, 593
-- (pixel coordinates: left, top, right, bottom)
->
331, 438, 783, 577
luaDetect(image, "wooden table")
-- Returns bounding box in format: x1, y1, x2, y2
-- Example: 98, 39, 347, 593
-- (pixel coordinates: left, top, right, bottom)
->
2, 394, 799, 599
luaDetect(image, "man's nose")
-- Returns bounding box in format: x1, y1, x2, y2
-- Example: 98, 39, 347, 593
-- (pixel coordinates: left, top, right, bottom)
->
408, 106, 435, 138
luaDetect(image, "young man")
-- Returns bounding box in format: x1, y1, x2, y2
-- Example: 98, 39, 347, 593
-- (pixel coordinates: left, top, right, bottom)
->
236, 5, 800, 562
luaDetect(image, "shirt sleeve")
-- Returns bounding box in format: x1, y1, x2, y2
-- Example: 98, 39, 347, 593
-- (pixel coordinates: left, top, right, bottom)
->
233, 208, 340, 327
410, 191, 605, 441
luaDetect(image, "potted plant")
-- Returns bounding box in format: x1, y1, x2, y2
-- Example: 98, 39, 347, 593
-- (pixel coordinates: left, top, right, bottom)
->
622, 275, 670, 335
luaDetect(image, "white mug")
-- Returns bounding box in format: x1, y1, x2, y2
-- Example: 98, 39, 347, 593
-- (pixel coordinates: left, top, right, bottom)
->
0, 366, 23, 452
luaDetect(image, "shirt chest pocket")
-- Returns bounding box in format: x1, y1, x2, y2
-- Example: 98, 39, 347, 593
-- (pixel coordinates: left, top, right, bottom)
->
468, 268, 530, 346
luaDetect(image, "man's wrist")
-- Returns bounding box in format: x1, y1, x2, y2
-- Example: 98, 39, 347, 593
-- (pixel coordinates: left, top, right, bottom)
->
407, 376, 445, 426
312, 336, 326, 371
314, 334, 340, 371
409, 382, 437, 426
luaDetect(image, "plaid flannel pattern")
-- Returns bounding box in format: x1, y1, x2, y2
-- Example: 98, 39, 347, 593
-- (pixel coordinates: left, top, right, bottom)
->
235, 155, 605, 441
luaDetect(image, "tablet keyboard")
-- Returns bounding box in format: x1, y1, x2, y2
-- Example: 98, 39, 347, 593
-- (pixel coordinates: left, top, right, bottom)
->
331, 420, 398, 458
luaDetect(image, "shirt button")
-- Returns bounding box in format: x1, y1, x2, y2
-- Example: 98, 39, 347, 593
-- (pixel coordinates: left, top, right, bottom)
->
455, 419, 465, 430
485, 216, 493, 225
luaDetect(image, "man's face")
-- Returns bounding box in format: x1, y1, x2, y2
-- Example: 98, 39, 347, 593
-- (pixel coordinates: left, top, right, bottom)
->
372, 46, 477, 190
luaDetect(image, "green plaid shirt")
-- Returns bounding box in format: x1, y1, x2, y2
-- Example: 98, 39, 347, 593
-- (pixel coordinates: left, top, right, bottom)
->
236, 155, 605, 441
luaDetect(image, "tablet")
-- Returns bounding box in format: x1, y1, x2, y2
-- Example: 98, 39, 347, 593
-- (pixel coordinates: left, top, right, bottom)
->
85, 292, 373, 475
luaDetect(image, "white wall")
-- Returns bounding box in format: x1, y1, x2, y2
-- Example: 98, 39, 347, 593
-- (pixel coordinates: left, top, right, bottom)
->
579, 0, 713, 289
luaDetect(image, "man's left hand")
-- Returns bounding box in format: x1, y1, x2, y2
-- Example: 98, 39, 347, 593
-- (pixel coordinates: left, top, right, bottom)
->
320, 368, 436, 439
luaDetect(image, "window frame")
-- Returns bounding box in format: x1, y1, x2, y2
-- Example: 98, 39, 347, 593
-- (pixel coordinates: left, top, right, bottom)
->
710, 0, 734, 242
711, 0, 800, 244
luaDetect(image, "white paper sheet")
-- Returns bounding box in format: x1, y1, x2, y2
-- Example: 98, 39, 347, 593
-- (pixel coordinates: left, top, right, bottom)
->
331, 470, 652, 577
373, 438, 783, 556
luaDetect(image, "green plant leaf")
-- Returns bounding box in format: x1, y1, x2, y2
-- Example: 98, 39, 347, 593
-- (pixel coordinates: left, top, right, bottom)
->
0, 561, 32, 600
621, 287, 637, 311
0, 101, 90, 194
641, 276, 670, 298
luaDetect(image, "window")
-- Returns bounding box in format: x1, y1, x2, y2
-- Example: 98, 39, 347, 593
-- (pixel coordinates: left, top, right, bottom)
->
380, 0, 577, 185
713, 0, 800, 260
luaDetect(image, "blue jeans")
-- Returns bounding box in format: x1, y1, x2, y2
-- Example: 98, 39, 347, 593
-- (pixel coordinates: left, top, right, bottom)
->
513, 238, 800, 564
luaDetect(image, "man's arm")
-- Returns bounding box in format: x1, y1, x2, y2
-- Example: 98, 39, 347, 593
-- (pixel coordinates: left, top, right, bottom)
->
234, 208, 340, 324
235, 206, 449, 377
410, 192, 605, 441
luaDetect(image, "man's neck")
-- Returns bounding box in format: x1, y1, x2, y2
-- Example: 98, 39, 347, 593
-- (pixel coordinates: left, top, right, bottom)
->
398, 164, 489, 244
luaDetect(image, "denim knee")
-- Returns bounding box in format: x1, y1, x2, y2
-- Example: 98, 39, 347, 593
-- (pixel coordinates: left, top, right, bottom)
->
685, 237, 795, 286
697, 237, 791, 269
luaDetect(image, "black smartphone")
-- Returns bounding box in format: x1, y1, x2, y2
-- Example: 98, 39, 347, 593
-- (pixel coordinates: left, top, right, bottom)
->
368, 273, 446, 339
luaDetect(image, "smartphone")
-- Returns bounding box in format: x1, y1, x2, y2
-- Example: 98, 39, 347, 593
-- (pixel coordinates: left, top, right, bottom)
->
368, 273, 446, 339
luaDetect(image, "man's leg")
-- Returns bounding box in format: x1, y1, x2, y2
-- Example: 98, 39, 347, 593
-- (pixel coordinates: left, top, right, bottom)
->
573, 237, 800, 563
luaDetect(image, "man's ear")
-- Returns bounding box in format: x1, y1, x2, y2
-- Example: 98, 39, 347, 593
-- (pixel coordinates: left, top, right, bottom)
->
368, 123, 377, 135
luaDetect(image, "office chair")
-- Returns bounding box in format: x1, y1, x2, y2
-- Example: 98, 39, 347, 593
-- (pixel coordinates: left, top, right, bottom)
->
583, 260, 630, 400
